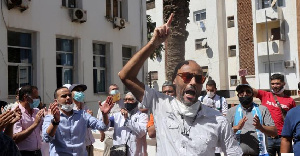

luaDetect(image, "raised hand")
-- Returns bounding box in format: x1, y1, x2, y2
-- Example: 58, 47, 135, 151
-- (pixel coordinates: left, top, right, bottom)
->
34, 109, 44, 125
253, 115, 263, 130
10, 106, 22, 124
0, 110, 14, 131
49, 102, 60, 122
150, 13, 174, 47
239, 69, 248, 77
99, 96, 114, 115
237, 116, 248, 130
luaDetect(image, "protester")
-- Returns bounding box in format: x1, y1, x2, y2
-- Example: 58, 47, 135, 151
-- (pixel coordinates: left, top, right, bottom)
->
111, 92, 148, 156
64, 84, 95, 156
13, 85, 44, 156
280, 82, 300, 155
0, 105, 22, 156
199, 79, 227, 116
97, 84, 124, 156
240, 70, 296, 156
119, 13, 242, 155
226, 84, 277, 155
42, 86, 113, 156
147, 81, 175, 138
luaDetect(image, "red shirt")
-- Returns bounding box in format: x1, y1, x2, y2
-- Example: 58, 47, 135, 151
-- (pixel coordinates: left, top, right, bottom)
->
256, 90, 296, 135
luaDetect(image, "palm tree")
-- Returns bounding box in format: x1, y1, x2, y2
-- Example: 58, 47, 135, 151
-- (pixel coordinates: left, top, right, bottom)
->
163, 0, 190, 81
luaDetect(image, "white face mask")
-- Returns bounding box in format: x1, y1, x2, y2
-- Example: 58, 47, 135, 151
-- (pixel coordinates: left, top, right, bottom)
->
60, 103, 74, 112
207, 91, 215, 98
271, 86, 285, 95
176, 100, 201, 117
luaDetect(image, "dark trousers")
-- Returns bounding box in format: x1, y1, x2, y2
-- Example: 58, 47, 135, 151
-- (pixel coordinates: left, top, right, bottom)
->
215, 153, 221, 156
20, 149, 42, 156
267, 137, 281, 156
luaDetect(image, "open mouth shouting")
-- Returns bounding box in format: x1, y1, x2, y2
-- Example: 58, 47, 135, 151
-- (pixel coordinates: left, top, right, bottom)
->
182, 87, 197, 105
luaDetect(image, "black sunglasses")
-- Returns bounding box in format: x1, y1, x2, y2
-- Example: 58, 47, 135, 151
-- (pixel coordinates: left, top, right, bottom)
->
177, 72, 206, 84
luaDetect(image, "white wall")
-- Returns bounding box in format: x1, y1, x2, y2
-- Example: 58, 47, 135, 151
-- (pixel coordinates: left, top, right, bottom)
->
0, 0, 147, 113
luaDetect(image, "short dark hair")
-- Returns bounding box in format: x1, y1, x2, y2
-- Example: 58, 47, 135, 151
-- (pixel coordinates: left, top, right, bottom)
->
162, 81, 175, 90
32, 86, 38, 90
172, 60, 190, 82
270, 74, 284, 82
15, 88, 20, 96
54, 87, 68, 99
206, 80, 216, 88
19, 85, 33, 101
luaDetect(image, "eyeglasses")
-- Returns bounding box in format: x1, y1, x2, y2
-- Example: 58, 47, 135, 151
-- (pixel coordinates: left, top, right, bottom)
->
237, 90, 252, 97
177, 72, 206, 84
124, 98, 134, 102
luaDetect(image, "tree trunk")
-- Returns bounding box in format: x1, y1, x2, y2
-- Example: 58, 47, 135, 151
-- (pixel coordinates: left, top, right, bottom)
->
163, 0, 190, 81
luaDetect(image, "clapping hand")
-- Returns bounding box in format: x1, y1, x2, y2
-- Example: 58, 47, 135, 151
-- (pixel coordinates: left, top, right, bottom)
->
49, 102, 60, 122
253, 115, 263, 130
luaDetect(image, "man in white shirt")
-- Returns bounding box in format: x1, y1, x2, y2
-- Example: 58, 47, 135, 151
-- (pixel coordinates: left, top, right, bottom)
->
118, 13, 242, 155
199, 80, 227, 116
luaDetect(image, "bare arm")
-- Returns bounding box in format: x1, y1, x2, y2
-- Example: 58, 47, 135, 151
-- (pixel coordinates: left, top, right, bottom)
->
119, 14, 174, 102
259, 125, 277, 137
280, 137, 293, 153
239, 69, 258, 97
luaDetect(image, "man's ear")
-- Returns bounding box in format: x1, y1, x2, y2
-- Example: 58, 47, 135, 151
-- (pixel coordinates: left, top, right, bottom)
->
298, 90, 300, 96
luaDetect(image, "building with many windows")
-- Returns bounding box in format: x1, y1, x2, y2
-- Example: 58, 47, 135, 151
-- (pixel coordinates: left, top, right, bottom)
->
147, 0, 300, 100
0, 0, 147, 111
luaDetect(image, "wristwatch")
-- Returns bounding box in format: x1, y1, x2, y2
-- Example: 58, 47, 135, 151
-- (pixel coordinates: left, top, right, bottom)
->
51, 119, 60, 125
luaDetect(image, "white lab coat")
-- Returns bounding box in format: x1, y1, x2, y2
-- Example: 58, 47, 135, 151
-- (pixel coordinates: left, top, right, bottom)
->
112, 108, 148, 156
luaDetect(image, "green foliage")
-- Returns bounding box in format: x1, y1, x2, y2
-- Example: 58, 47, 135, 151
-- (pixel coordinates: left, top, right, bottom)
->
147, 15, 164, 60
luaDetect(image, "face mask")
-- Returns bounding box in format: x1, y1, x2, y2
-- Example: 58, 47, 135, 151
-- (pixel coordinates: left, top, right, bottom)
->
60, 103, 74, 112
239, 96, 253, 106
177, 100, 201, 117
125, 102, 138, 112
271, 86, 285, 95
73, 91, 85, 102
30, 99, 40, 108
207, 91, 215, 98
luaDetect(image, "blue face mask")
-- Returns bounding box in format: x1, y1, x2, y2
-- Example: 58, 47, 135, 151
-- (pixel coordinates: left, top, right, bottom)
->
30, 99, 40, 108
74, 91, 85, 102
110, 90, 119, 95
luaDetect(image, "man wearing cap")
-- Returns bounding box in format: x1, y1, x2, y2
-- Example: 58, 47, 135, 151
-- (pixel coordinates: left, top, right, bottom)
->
64, 84, 95, 156
226, 84, 277, 155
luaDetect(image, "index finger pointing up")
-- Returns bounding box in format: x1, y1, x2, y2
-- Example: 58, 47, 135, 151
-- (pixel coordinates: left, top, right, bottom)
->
166, 13, 174, 27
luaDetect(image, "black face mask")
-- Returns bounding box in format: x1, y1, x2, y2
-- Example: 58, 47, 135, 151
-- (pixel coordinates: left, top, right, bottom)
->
239, 96, 253, 106
125, 102, 138, 111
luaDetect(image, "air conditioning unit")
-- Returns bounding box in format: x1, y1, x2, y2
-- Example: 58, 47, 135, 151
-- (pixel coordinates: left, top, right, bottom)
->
114, 17, 126, 29
6, 0, 29, 12
70, 8, 87, 23
284, 60, 294, 68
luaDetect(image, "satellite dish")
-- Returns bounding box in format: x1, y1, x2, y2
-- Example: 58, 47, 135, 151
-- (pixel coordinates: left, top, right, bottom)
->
202, 39, 207, 47
271, 0, 277, 8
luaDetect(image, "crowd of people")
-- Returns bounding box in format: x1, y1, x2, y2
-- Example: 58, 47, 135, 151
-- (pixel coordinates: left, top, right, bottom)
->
1, 13, 300, 156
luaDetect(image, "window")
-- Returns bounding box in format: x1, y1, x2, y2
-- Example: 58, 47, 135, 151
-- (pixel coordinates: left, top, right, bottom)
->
146, 0, 155, 10
230, 75, 238, 86
106, 0, 128, 21
228, 45, 236, 57
194, 9, 206, 22
62, 0, 76, 8
202, 66, 208, 77
122, 47, 133, 93
227, 16, 234, 28
264, 61, 283, 73
56, 38, 74, 88
195, 38, 208, 50
7, 31, 32, 95
271, 27, 281, 40
93, 43, 107, 93
262, 0, 270, 8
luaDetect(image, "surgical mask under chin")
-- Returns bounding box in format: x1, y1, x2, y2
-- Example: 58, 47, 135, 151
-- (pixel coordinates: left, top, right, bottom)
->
73, 91, 85, 102
125, 102, 138, 112
176, 100, 201, 117
271, 86, 285, 95
239, 96, 253, 106
30, 99, 40, 108
207, 91, 215, 98
60, 103, 74, 112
